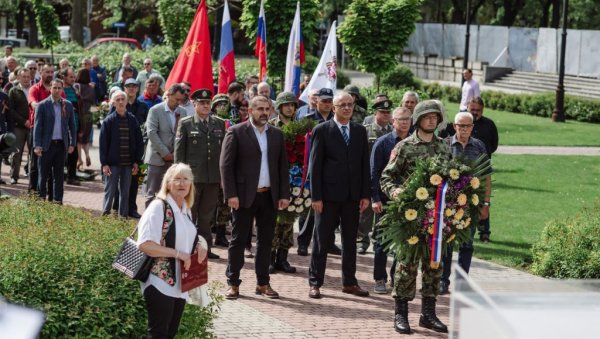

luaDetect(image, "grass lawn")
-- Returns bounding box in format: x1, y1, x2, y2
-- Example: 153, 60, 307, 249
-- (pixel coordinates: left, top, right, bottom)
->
443, 102, 600, 147
473, 154, 600, 269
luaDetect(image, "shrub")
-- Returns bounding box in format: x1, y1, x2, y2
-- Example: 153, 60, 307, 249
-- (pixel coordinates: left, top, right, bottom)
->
0, 198, 221, 338
531, 201, 600, 278
337, 69, 351, 89
376, 63, 421, 90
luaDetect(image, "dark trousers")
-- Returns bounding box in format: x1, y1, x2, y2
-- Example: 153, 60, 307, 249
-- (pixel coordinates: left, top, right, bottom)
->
478, 216, 491, 236
226, 191, 276, 286
38, 141, 65, 202
309, 200, 359, 287
191, 182, 219, 252
66, 146, 78, 180
143, 285, 186, 339
297, 212, 314, 248
441, 224, 476, 285
28, 133, 38, 191
372, 212, 397, 282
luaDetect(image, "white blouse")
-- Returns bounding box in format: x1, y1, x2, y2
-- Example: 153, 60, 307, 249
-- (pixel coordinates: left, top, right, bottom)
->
136, 194, 201, 299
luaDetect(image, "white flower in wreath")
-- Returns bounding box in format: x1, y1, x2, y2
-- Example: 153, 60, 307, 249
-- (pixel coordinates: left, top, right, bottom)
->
296, 206, 304, 214
303, 189, 310, 198
292, 187, 301, 196
425, 200, 435, 209
294, 198, 304, 206
304, 198, 312, 207
287, 205, 296, 212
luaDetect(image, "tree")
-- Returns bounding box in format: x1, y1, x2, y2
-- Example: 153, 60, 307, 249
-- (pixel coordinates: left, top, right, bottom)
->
31, 0, 60, 51
99, 0, 159, 33
70, 0, 84, 45
240, 0, 320, 80
338, 0, 421, 90
156, 0, 197, 49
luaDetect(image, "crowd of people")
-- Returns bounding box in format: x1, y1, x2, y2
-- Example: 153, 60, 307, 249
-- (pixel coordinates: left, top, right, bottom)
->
0, 46, 499, 336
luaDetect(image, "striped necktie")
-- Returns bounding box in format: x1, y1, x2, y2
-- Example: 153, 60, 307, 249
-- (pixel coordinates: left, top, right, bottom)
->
341, 125, 349, 145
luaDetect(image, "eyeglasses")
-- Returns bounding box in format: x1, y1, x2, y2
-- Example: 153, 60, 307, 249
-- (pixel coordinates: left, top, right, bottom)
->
334, 103, 354, 109
29, 67, 37, 70
455, 124, 473, 129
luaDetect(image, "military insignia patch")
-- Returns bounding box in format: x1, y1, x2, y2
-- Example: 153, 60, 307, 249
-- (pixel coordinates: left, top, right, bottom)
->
389, 149, 398, 162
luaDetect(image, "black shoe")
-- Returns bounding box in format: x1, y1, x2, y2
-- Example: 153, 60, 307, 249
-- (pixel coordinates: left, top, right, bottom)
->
439, 281, 450, 295
268, 251, 277, 274
394, 298, 411, 334
207, 252, 220, 259
0, 179, 5, 185
480, 234, 490, 243
128, 211, 142, 219
357, 247, 367, 255
419, 297, 448, 333
297, 246, 308, 256
275, 249, 297, 273
67, 178, 80, 186
328, 244, 342, 255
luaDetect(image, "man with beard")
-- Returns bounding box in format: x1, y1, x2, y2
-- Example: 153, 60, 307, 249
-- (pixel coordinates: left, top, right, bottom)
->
178, 81, 195, 117
220, 95, 290, 299
227, 82, 245, 123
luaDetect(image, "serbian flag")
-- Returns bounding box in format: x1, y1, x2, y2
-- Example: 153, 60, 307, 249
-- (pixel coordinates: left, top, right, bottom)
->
218, 0, 235, 94
284, 1, 305, 96
165, 0, 213, 93
255, 0, 268, 81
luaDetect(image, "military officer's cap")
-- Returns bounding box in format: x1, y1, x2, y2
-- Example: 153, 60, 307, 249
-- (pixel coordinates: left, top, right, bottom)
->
412, 100, 444, 126
191, 88, 212, 102
372, 99, 393, 112
275, 91, 297, 109
343, 85, 360, 96
318, 88, 334, 100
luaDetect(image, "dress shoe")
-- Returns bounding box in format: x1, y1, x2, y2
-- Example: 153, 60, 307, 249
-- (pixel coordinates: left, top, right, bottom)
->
309, 286, 321, 299
255, 284, 279, 298
439, 281, 450, 295
207, 252, 220, 259
357, 247, 367, 255
480, 234, 490, 243
67, 178, 81, 186
224, 286, 239, 300
10, 178, 17, 185
297, 246, 308, 256
245, 247, 254, 258
342, 285, 369, 297
128, 211, 142, 219
328, 244, 342, 255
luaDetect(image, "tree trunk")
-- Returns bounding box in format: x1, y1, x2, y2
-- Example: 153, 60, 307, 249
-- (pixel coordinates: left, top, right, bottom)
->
551, 0, 561, 28
450, 0, 465, 24
501, 0, 525, 27
27, 5, 38, 47
70, 0, 84, 45
539, 0, 551, 27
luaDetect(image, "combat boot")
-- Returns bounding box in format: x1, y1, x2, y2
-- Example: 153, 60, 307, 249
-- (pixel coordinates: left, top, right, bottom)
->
419, 297, 448, 333
394, 298, 411, 334
268, 251, 277, 274
214, 225, 229, 247
275, 249, 297, 273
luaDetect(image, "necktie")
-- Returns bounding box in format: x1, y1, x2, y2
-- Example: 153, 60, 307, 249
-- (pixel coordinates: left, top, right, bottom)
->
341, 125, 349, 145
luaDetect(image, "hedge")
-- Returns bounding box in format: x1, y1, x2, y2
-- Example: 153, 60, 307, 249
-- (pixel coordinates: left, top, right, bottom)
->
0, 198, 221, 338
531, 201, 600, 278
422, 82, 600, 123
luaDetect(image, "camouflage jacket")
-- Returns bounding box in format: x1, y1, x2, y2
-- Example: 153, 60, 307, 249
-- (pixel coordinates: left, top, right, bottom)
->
351, 105, 367, 124
380, 131, 451, 200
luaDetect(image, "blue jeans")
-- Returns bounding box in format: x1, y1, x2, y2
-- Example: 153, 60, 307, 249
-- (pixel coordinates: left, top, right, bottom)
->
102, 165, 132, 217
38, 141, 66, 203
441, 224, 476, 285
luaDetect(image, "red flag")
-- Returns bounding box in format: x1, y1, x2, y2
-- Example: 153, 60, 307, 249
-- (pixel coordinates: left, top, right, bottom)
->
165, 0, 213, 93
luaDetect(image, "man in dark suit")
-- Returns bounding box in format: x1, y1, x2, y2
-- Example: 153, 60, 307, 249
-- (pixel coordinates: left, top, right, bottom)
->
308, 91, 371, 299
33, 79, 76, 204
220, 95, 290, 300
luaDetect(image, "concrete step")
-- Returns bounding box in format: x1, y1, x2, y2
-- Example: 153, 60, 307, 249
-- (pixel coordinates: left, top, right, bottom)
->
490, 82, 600, 99
489, 70, 600, 99
494, 78, 600, 95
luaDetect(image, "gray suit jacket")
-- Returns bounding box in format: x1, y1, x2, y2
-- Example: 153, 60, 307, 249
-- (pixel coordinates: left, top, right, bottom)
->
144, 101, 184, 166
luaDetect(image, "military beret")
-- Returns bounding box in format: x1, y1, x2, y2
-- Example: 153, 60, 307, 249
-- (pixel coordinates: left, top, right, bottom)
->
372, 99, 393, 111
318, 88, 334, 99
191, 88, 212, 101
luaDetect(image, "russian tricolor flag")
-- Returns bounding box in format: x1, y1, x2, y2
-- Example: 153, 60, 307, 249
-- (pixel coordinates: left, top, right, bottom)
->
255, 0, 268, 81
284, 1, 305, 96
218, 0, 236, 94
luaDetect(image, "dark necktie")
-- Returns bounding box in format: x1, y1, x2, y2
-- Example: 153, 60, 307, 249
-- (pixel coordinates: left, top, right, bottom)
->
341, 125, 349, 145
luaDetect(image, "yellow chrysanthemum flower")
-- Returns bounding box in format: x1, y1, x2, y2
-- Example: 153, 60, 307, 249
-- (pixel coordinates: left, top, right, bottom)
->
407, 236, 419, 245
445, 208, 454, 217
428, 226, 434, 234
472, 194, 480, 206
449, 169, 460, 180
430, 174, 443, 186
405, 209, 418, 221
457, 193, 467, 206
447, 234, 456, 243
465, 218, 471, 226
415, 187, 429, 201
454, 208, 464, 220
470, 177, 480, 189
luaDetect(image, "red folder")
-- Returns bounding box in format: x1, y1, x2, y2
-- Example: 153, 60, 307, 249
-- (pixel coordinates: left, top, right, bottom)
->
180, 253, 208, 292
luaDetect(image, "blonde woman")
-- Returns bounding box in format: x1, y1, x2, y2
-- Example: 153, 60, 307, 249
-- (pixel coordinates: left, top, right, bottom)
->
137, 163, 208, 338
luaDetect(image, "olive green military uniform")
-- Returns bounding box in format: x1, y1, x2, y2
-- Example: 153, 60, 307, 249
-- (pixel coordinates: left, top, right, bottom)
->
380, 132, 451, 300
351, 105, 367, 124
175, 107, 225, 252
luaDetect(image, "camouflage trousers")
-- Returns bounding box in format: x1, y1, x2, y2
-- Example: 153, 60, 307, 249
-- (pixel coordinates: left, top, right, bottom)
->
214, 188, 232, 227
272, 222, 294, 251
392, 248, 443, 300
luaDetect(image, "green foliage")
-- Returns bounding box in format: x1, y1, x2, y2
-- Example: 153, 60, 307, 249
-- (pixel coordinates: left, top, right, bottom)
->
0, 199, 221, 337
302, 54, 319, 75
240, 0, 320, 78
100, 0, 159, 32
531, 201, 600, 278
338, 0, 421, 77
31, 0, 60, 49
422, 82, 600, 123
376, 63, 421, 90
336, 69, 351, 89
156, 0, 197, 49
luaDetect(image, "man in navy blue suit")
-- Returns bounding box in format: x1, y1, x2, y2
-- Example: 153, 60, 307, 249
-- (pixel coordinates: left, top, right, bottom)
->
33, 79, 76, 204
308, 91, 371, 299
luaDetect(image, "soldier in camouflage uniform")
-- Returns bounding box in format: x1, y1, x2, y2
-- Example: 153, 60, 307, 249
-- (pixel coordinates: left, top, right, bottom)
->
267, 91, 298, 274
212, 94, 233, 248
343, 85, 368, 124
380, 100, 452, 334
357, 99, 393, 254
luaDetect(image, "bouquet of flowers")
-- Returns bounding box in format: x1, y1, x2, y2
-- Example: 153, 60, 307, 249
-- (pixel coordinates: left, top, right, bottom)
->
377, 155, 491, 268
278, 119, 315, 223
94, 99, 111, 128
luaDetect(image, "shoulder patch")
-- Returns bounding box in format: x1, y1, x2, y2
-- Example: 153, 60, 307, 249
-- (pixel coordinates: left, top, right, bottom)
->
389, 149, 398, 162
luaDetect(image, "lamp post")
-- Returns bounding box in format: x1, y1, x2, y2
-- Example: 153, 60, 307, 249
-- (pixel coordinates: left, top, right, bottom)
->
553, 0, 568, 122
462, 0, 471, 86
